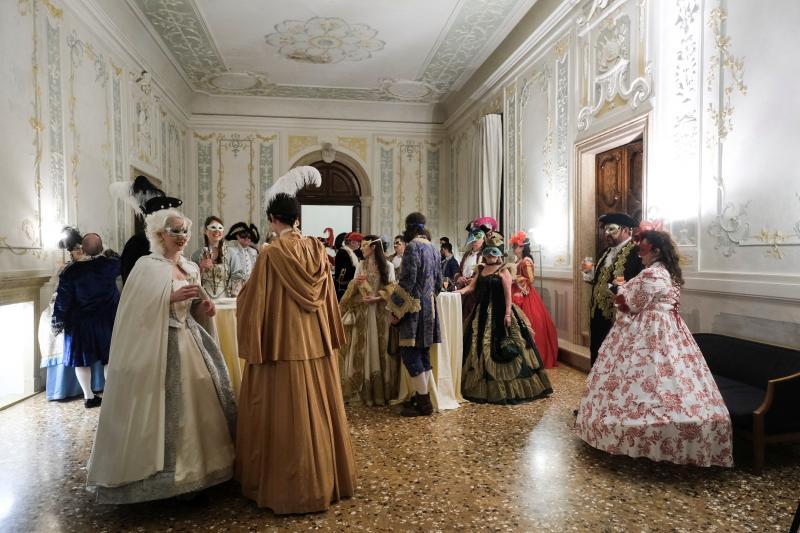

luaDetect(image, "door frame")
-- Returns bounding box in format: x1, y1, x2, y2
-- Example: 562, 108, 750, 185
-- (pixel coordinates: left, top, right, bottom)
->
572, 113, 649, 346
291, 150, 372, 234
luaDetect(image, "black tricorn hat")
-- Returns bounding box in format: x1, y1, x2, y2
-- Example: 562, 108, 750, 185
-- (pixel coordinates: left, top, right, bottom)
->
57, 226, 82, 251
143, 196, 182, 215
225, 222, 260, 243
598, 212, 637, 228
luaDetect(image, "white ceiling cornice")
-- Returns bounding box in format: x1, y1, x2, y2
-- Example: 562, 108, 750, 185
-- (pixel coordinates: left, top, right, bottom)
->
73, 0, 193, 120
444, 0, 582, 131
189, 114, 447, 136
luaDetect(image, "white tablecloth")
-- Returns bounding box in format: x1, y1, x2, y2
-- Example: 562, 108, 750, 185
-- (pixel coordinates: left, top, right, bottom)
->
394, 292, 464, 411
212, 297, 243, 398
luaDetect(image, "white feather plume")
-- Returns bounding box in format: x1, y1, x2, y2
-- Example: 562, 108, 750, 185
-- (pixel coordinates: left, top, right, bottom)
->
109, 181, 142, 214
265, 166, 322, 204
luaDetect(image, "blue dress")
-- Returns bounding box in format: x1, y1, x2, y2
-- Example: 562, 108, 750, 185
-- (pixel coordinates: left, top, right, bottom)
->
52, 256, 120, 367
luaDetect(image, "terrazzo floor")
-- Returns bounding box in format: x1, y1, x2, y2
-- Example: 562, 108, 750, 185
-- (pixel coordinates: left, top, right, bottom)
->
1, 365, 798, 532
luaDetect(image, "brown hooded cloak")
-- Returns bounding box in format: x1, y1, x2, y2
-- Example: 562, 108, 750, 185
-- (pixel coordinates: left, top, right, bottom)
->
235, 229, 355, 514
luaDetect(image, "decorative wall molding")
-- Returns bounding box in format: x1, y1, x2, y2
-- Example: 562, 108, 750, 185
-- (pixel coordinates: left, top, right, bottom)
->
576, 7, 653, 132
288, 135, 319, 161
379, 146, 395, 239
336, 136, 368, 162
258, 141, 275, 234
704, 7, 747, 146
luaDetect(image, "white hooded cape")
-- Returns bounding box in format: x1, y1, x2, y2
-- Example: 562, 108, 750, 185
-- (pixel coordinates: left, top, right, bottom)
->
86, 253, 205, 486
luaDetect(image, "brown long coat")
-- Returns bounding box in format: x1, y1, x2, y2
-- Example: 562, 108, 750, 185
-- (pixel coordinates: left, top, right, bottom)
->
235, 229, 355, 514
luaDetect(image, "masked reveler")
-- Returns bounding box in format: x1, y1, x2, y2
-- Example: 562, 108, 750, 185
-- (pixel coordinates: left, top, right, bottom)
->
580, 213, 643, 366
87, 208, 236, 503
191, 217, 246, 299
224, 222, 260, 282
457, 232, 552, 404
338, 235, 398, 405
386, 212, 442, 417
110, 175, 182, 285
235, 167, 356, 514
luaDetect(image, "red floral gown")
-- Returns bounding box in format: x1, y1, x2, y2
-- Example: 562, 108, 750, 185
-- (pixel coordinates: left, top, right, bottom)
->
511, 257, 559, 368
575, 263, 733, 467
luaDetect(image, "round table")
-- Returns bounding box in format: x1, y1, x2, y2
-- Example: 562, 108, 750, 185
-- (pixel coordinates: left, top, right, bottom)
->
394, 292, 464, 411
213, 297, 243, 399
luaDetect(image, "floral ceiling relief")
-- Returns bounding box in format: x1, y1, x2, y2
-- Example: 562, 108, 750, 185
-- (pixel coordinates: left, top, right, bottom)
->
133, 0, 520, 102
265, 17, 384, 64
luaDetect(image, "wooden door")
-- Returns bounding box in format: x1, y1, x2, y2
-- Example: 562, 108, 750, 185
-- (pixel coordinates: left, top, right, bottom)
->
594, 139, 643, 256
296, 161, 362, 231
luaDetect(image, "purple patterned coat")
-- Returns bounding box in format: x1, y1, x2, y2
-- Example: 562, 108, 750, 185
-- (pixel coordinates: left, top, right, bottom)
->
388, 237, 441, 348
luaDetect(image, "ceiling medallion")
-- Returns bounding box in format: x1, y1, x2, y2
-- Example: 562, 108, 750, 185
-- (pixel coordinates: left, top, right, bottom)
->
203, 71, 271, 93
379, 79, 434, 100
265, 17, 385, 64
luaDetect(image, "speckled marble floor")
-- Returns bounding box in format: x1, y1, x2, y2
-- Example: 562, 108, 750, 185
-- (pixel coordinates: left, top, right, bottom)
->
2, 365, 798, 532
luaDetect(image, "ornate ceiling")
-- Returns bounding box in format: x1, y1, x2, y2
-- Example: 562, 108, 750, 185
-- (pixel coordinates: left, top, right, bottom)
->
130, 0, 536, 103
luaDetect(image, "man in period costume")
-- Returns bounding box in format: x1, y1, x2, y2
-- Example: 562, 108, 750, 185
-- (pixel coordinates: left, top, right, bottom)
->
225, 222, 260, 281
387, 212, 442, 417
235, 167, 356, 514
581, 212, 643, 366
334, 231, 363, 299
52, 233, 120, 407
440, 242, 459, 283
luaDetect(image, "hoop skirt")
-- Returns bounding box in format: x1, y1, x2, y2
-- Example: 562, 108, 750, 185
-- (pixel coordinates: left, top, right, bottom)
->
462, 266, 552, 404
575, 263, 733, 467
512, 257, 559, 368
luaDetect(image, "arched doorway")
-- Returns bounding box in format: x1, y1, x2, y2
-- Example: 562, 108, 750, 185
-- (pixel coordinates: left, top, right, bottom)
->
297, 160, 362, 231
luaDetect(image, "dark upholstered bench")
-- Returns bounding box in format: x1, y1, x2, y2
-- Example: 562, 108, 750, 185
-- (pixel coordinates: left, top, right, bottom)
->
694, 333, 800, 473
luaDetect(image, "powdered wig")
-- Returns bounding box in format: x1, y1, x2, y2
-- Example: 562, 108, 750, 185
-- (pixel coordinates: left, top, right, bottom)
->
145, 208, 191, 256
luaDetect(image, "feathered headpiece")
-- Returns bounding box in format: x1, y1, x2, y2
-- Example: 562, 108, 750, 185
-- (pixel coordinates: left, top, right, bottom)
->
509, 231, 529, 248
264, 166, 322, 204
57, 226, 82, 251
109, 175, 165, 216
637, 219, 664, 232
465, 216, 499, 233
322, 227, 334, 248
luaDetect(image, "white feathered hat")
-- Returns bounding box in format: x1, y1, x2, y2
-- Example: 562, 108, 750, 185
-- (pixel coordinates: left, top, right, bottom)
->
265, 166, 322, 204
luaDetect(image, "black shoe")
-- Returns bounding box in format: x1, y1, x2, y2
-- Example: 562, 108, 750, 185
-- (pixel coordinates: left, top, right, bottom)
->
401, 394, 417, 409
85, 396, 102, 408
572, 408, 579, 417
401, 393, 433, 417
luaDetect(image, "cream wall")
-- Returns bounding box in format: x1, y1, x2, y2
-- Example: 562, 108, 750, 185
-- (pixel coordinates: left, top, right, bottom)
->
187, 117, 447, 252
0, 0, 191, 278
447, 0, 800, 348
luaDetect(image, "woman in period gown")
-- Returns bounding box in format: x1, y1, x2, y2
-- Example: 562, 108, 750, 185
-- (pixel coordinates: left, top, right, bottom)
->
338, 235, 398, 405
87, 208, 236, 503
191, 216, 245, 298
509, 231, 559, 368
575, 230, 733, 467
457, 233, 552, 404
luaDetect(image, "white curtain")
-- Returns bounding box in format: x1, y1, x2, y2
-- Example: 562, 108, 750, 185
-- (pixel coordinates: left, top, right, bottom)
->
474, 114, 503, 219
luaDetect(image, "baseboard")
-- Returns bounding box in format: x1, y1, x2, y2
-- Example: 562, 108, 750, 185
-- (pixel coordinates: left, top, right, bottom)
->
558, 339, 591, 373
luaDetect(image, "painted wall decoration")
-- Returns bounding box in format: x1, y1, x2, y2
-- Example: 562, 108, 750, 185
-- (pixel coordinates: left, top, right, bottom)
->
576, 0, 652, 132
265, 17, 385, 64
1, 0, 189, 270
